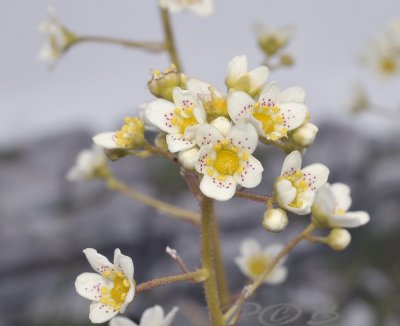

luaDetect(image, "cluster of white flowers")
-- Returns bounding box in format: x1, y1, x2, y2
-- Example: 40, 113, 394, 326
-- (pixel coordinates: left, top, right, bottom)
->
364, 20, 400, 77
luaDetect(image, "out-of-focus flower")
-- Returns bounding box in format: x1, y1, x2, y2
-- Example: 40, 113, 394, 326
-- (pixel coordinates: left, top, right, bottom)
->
228, 83, 307, 141
312, 183, 370, 228
235, 239, 287, 284
37, 6, 76, 63
349, 84, 370, 114
254, 23, 294, 57
93, 117, 145, 150
194, 118, 263, 201
67, 145, 109, 181
225, 55, 269, 97
75, 248, 135, 323
109, 305, 179, 326
275, 150, 329, 215
262, 208, 288, 232
326, 228, 351, 251
159, 0, 214, 16
291, 122, 318, 148
148, 65, 187, 102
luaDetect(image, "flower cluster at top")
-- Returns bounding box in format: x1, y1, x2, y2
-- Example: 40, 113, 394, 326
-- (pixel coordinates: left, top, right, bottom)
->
93, 55, 318, 202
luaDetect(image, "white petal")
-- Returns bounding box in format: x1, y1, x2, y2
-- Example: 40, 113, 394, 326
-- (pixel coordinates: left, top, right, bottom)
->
194, 145, 213, 174
259, 83, 281, 107
193, 102, 207, 124
239, 238, 262, 257
280, 150, 302, 176
110, 317, 137, 326
93, 132, 119, 150
189, 0, 214, 16
279, 87, 306, 103
195, 123, 224, 147
173, 87, 197, 109
313, 184, 336, 215
248, 114, 268, 138
89, 301, 118, 324
113, 248, 134, 280
330, 183, 352, 212
166, 133, 196, 153
210, 117, 232, 137
75, 272, 109, 301
140, 305, 164, 326
275, 179, 296, 206
187, 78, 214, 99
330, 211, 370, 228
227, 123, 259, 154
121, 285, 135, 313
145, 99, 179, 133
163, 307, 180, 326
234, 156, 263, 188
301, 163, 330, 191
228, 91, 255, 123
83, 248, 115, 274
264, 266, 288, 284
199, 174, 237, 201
279, 103, 307, 131
226, 55, 248, 83
285, 201, 313, 215
234, 256, 251, 277
263, 243, 284, 258
247, 66, 269, 93
178, 147, 199, 170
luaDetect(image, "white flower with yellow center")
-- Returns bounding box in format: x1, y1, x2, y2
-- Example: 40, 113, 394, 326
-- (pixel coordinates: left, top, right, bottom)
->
67, 145, 108, 181
228, 83, 307, 141
194, 118, 263, 201
312, 183, 370, 228
159, 0, 214, 16
275, 150, 329, 215
254, 23, 294, 57
93, 117, 145, 150
235, 239, 287, 284
75, 248, 135, 324
37, 6, 76, 63
225, 55, 269, 97
110, 306, 179, 326
145, 87, 206, 155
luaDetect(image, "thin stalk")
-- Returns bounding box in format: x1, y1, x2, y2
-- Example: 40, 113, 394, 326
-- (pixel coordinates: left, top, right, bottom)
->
160, 8, 183, 71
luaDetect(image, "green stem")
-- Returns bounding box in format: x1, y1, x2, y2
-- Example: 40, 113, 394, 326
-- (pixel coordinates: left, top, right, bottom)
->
160, 7, 183, 71
201, 196, 225, 325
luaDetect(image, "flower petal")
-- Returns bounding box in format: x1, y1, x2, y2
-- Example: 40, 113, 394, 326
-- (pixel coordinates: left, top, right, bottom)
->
194, 145, 213, 174
263, 243, 284, 258
166, 134, 196, 153
281, 150, 302, 176
279, 103, 307, 131
259, 83, 281, 107
199, 174, 237, 201
234, 156, 263, 188
275, 179, 296, 206
178, 147, 199, 170
313, 184, 336, 215
83, 248, 115, 274
189, 0, 214, 16
228, 91, 255, 123
226, 55, 248, 83
173, 87, 198, 109
330, 211, 370, 228
240, 238, 262, 257
264, 266, 288, 285
279, 87, 306, 103
89, 301, 118, 324
210, 117, 232, 136
193, 102, 207, 124
75, 272, 109, 301
163, 307, 180, 326
330, 183, 352, 212
247, 66, 269, 93
195, 123, 224, 147
92, 132, 119, 150
113, 248, 134, 280
110, 317, 137, 326
301, 163, 330, 191
227, 123, 259, 154
145, 99, 179, 133
140, 305, 165, 325
187, 78, 215, 99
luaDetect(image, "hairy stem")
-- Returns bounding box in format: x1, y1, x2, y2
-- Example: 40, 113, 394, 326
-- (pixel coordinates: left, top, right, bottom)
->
160, 8, 183, 71
235, 190, 272, 203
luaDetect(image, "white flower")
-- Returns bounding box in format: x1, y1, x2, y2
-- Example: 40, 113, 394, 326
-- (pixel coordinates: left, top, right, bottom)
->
312, 183, 370, 228
262, 208, 288, 232
228, 83, 307, 141
194, 118, 263, 201
75, 248, 136, 324
327, 228, 351, 251
234, 239, 287, 284
145, 87, 206, 155
93, 117, 145, 150
159, 0, 214, 16
275, 150, 329, 215
225, 55, 269, 97
110, 306, 179, 326
254, 23, 294, 56
291, 122, 318, 148
37, 6, 75, 63
67, 145, 108, 181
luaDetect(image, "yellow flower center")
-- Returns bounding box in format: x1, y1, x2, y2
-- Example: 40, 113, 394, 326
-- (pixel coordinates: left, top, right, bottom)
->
115, 117, 145, 148
380, 57, 397, 74
214, 150, 239, 175
100, 271, 131, 311
280, 170, 308, 208
252, 102, 287, 140
247, 255, 270, 278
253, 112, 275, 134
171, 107, 198, 134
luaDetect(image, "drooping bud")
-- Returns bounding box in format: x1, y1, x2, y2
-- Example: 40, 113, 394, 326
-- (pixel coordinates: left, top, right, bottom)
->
148, 64, 187, 101
291, 123, 318, 148
262, 208, 288, 232
327, 228, 351, 251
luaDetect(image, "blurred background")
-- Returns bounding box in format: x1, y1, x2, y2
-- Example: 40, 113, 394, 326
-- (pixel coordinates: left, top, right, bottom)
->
1, 0, 400, 325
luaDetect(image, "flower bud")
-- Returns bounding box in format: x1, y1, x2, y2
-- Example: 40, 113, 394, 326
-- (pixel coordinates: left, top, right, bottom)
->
178, 147, 199, 170
291, 123, 318, 148
327, 228, 351, 251
262, 208, 288, 232
148, 65, 187, 101
280, 54, 294, 66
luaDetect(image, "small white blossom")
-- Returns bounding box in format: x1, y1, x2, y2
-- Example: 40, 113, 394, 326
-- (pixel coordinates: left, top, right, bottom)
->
37, 6, 75, 63
312, 183, 370, 228
110, 306, 179, 326
254, 23, 294, 56
159, 0, 214, 16
228, 83, 307, 141
194, 118, 263, 201
225, 55, 269, 97
235, 239, 287, 284
145, 87, 206, 155
275, 150, 329, 215
75, 248, 135, 323
67, 145, 108, 181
